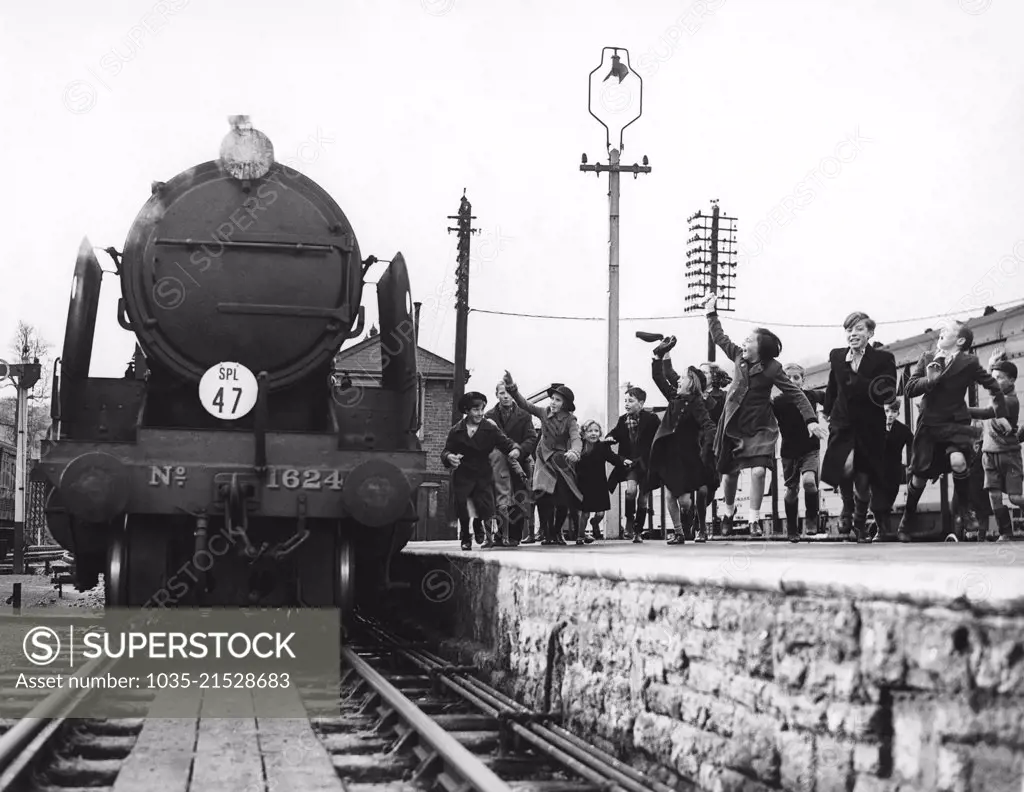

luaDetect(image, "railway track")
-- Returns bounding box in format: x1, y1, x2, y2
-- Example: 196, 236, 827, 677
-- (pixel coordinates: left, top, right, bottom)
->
0, 612, 679, 792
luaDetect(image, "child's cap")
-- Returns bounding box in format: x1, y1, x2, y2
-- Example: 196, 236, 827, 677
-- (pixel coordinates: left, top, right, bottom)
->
989, 347, 1017, 379
993, 360, 1018, 380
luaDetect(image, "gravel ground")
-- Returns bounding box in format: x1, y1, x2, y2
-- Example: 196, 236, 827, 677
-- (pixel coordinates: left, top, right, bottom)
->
0, 572, 104, 676
0, 571, 104, 614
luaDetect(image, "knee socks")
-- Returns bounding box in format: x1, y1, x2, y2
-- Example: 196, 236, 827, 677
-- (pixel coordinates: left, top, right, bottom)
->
952, 470, 971, 510
804, 488, 819, 520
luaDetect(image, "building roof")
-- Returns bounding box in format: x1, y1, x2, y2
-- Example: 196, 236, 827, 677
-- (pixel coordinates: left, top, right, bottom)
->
334, 335, 457, 381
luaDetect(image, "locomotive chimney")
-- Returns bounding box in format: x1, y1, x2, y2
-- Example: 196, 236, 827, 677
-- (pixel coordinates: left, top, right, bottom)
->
413, 302, 422, 349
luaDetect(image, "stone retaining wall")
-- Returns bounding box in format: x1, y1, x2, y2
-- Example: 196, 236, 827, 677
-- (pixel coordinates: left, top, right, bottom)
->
391, 553, 1024, 792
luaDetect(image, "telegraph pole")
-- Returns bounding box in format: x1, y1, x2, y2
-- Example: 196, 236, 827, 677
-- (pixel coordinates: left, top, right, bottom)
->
685, 200, 738, 360
447, 190, 479, 424
581, 149, 651, 539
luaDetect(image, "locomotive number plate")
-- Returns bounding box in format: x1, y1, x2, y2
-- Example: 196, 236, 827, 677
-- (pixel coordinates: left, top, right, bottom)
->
264, 467, 344, 491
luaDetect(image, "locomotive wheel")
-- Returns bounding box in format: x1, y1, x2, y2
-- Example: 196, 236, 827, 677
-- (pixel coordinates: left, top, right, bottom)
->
105, 532, 128, 607
335, 537, 354, 618
104, 517, 172, 607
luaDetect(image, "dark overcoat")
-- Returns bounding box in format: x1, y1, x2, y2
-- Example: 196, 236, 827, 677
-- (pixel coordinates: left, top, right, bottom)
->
880, 419, 914, 498
576, 441, 626, 512
820, 345, 898, 487
707, 311, 817, 466
485, 402, 538, 457
441, 418, 517, 498
485, 401, 539, 505
704, 388, 726, 425
605, 410, 661, 492
648, 358, 716, 496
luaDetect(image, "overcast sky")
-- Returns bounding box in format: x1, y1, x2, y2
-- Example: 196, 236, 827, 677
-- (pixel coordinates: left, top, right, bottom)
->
3, 0, 1023, 426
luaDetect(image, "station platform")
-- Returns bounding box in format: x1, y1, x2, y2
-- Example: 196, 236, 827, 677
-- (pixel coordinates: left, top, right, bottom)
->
390, 539, 1024, 792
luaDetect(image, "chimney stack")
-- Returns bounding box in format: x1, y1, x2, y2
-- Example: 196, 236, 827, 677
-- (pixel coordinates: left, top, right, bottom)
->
413, 301, 422, 348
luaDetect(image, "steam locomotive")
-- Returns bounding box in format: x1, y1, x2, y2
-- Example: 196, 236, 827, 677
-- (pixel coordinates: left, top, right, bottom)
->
37, 117, 424, 611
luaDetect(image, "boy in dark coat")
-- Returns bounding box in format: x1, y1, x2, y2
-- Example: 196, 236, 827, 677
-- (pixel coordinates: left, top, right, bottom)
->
820, 311, 899, 542
485, 381, 538, 547
650, 352, 716, 544
605, 385, 661, 542
869, 399, 914, 542
900, 319, 1007, 541
442, 392, 521, 551
701, 292, 826, 536
772, 363, 826, 542
967, 348, 1021, 541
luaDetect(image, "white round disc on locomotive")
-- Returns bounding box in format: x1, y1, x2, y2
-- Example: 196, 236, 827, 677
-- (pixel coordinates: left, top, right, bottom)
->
37, 117, 424, 612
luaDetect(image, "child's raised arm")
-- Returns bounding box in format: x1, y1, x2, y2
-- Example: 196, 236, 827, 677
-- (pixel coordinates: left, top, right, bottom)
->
706, 312, 742, 362
971, 359, 1008, 418
651, 359, 677, 401
503, 372, 546, 419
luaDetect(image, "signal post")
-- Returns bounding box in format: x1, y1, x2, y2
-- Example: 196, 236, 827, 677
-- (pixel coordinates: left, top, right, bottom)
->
2, 350, 41, 574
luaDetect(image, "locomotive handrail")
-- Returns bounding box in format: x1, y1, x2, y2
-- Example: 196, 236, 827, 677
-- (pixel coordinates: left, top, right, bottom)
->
154, 237, 352, 253
217, 303, 355, 320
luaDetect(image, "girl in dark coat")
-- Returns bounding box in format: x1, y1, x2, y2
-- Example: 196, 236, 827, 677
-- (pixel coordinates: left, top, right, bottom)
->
576, 419, 629, 544
697, 361, 732, 535
649, 355, 717, 544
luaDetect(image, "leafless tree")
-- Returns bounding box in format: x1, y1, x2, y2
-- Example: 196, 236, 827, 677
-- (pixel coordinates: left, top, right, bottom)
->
1, 322, 54, 457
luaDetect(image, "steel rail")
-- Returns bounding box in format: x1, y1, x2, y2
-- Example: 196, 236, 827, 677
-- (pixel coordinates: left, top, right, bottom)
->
0, 654, 116, 791
357, 617, 676, 792
0, 608, 161, 791
341, 647, 514, 792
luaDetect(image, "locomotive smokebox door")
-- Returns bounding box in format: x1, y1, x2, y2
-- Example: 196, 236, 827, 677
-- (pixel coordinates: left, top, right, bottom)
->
119, 119, 365, 393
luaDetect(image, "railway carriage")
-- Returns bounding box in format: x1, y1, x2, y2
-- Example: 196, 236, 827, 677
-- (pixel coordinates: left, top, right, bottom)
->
36, 117, 424, 610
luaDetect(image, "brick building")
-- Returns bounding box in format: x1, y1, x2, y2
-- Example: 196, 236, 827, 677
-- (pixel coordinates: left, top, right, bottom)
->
334, 333, 462, 540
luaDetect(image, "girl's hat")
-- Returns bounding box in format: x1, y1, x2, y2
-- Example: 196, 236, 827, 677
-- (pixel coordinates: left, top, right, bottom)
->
547, 384, 576, 412
687, 366, 708, 393
458, 391, 488, 413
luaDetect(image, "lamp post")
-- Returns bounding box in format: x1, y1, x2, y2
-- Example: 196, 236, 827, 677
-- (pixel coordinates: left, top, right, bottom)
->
580, 47, 651, 540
